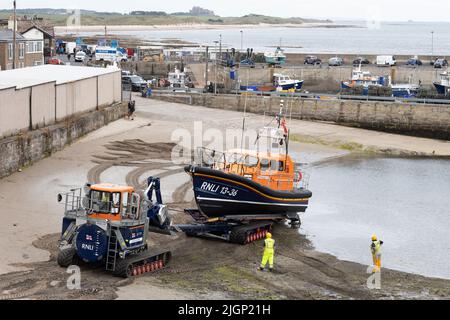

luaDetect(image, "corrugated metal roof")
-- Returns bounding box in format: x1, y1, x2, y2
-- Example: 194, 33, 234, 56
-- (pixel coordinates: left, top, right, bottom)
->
0, 65, 120, 89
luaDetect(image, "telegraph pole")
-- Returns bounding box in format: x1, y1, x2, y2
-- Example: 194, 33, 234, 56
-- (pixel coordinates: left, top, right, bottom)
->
12, 0, 17, 69
205, 46, 209, 90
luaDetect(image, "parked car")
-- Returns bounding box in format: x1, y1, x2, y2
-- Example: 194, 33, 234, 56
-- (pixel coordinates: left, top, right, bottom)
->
304, 55, 322, 65
74, 51, 86, 62
122, 75, 148, 92
353, 57, 370, 65
328, 57, 344, 66
433, 58, 448, 69
239, 59, 255, 68
406, 57, 422, 66
47, 58, 65, 65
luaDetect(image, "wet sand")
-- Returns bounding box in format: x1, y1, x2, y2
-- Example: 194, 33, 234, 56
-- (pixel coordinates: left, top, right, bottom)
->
0, 97, 449, 300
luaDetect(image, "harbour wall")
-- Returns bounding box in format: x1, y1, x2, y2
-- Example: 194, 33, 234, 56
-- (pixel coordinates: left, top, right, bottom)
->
0, 102, 127, 179
187, 64, 443, 92
151, 92, 450, 140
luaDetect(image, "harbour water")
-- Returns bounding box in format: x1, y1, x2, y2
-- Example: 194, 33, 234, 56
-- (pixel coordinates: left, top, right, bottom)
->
78, 21, 450, 55
302, 155, 450, 279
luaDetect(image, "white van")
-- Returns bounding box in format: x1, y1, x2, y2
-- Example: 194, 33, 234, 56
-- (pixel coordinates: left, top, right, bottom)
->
376, 55, 397, 67
95, 46, 118, 62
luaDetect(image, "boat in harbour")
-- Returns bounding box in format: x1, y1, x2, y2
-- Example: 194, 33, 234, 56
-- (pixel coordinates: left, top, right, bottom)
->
433, 69, 450, 95
184, 107, 312, 226
341, 64, 388, 93
273, 73, 304, 91
168, 68, 193, 90
239, 73, 303, 92
391, 83, 420, 98
264, 47, 286, 66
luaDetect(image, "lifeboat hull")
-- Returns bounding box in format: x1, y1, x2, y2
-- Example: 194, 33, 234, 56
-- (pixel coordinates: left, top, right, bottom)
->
185, 165, 312, 218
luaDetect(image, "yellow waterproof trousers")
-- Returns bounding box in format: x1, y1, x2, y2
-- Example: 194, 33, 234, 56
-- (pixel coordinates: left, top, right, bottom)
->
261, 249, 274, 269
372, 253, 381, 272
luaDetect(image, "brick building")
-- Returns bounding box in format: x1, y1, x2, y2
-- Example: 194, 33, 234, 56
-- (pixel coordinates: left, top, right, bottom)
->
0, 29, 44, 70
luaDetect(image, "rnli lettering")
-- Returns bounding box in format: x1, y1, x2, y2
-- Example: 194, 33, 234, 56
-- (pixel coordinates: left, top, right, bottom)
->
200, 182, 220, 193
81, 243, 94, 251
200, 182, 238, 197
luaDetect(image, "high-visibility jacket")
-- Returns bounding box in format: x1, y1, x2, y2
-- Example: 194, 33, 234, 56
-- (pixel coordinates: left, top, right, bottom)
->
264, 238, 275, 252
371, 240, 383, 255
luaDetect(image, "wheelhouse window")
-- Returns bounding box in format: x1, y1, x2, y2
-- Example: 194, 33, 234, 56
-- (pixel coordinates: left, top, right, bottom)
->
226, 152, 244, 164
260, 158, 270, 171
244, 155, 258, 167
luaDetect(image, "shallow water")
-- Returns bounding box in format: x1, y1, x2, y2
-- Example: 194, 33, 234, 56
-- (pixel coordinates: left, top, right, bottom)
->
301, 155, 450, 279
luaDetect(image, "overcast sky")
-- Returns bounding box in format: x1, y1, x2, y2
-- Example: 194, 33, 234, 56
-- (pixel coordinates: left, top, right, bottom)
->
2, 0, 450, 22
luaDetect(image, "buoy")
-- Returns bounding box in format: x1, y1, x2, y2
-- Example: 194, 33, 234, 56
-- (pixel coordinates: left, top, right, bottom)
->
246, 235, 250, 243
158, 260, 163, 269
146, 264, 150, 272
132, 268, 138, 276
150, 262, 155, 271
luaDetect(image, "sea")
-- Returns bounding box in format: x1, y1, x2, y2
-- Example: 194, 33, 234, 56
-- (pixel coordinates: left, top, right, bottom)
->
73, 20, 450, 55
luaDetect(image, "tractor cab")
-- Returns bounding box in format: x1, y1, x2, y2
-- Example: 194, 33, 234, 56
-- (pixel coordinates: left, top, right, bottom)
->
85, 183, 141, 221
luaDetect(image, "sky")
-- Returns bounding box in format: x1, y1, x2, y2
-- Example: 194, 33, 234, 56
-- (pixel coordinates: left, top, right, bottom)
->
1, 0, 450, 22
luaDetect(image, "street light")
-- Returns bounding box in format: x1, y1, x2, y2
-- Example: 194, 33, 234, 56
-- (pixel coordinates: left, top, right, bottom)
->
240, 30, 243, 52
213, 40, 219, 95
431, 31, 434, 62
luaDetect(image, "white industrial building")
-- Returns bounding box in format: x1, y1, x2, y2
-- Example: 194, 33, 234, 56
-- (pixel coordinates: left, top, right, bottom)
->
0, 65, 122, 138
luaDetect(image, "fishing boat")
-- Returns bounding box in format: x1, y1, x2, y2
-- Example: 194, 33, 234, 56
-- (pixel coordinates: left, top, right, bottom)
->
273, 73, 304, 91
239, 74, 303, 92
433, 69, 450, 95
168, 68, 192, 90
391, 83, 420, 98
341, 64, 388, 93
185, 107, 312, 226
264, 47, 286, 66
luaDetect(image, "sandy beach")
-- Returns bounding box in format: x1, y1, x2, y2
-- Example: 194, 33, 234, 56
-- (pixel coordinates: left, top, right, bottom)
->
54, 22, 352, 35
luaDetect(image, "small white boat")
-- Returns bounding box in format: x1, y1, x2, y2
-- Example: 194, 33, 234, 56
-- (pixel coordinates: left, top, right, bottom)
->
273, 73, 304, 91
168, 68, 192, 90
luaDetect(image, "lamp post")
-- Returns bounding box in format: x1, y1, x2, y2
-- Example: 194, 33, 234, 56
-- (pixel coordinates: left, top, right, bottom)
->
219, 34, 222, 66
12, 0, 16, 69
240, 30, 243, 52
431, 31, 434, 62
214, 40, 219, 95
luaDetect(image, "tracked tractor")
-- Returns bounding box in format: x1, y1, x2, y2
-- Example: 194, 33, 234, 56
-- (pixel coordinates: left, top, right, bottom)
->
57, 177, 172, 278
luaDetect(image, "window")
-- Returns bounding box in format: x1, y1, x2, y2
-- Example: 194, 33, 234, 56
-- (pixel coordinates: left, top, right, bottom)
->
90, 191, 121, 214
244, 156, 258, 167
260, 158, 270, 171
19, 43, 24, 59
26, 41, 43, 53
8, 43, 13, 60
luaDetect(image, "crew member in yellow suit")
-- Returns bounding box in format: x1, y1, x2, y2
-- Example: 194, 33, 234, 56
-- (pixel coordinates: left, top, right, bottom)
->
371, 234, 384, 273
259, 232, 275, 272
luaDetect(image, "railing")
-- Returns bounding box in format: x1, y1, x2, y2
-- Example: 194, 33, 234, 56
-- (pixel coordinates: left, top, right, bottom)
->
151, 89, 450, 106
58, 188, 86, 217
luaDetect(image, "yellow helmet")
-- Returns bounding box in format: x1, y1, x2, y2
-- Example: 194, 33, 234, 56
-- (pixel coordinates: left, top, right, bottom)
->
266, 232, 272, 239
371, 234, 377, 241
